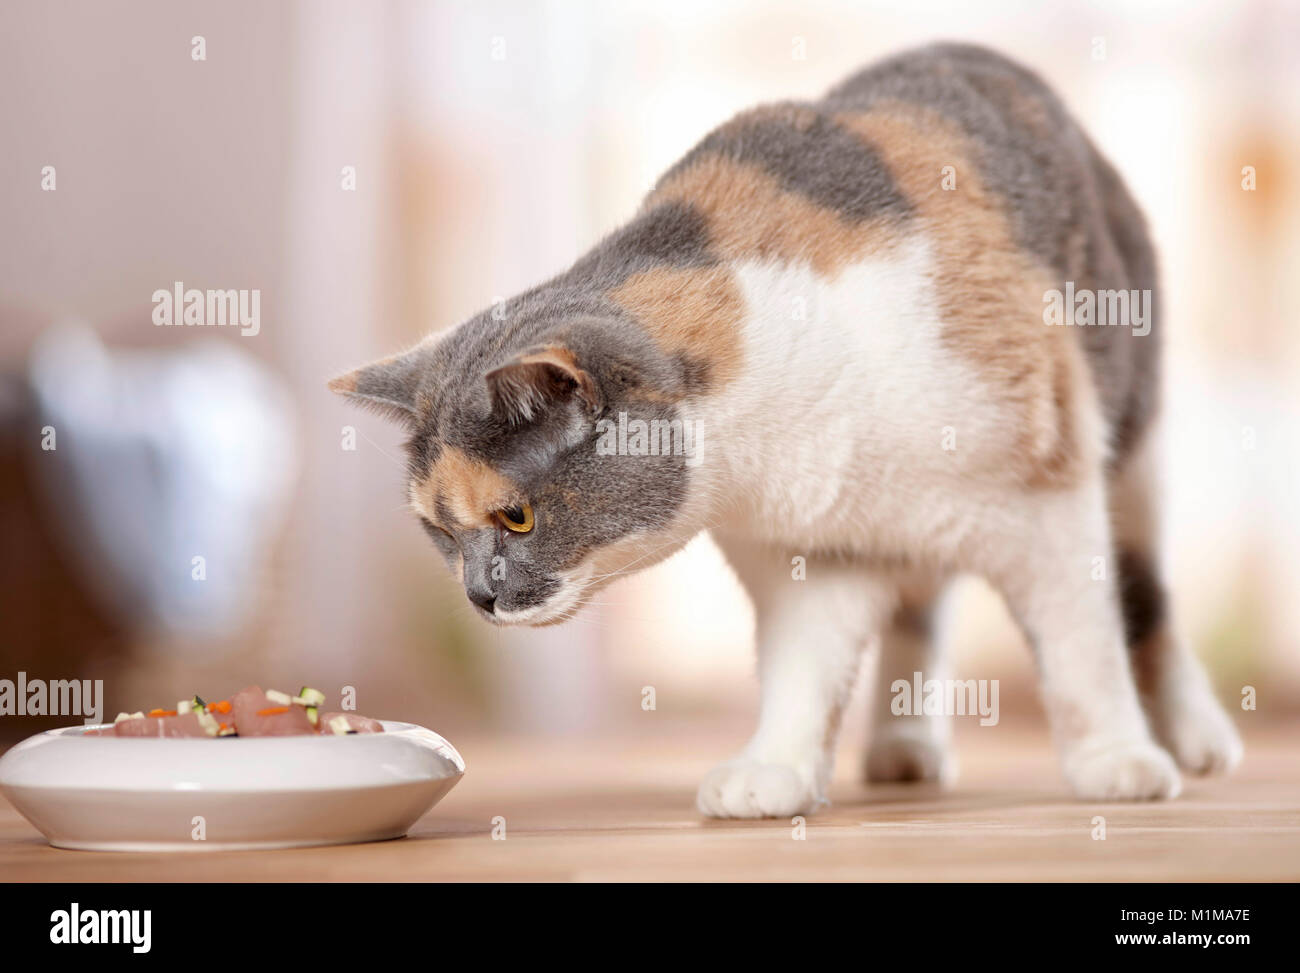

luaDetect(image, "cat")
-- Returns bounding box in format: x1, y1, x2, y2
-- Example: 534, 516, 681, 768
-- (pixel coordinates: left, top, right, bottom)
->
332, 43, 1242, 818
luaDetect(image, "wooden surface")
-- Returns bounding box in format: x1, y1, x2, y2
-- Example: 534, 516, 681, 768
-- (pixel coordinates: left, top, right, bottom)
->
3, 720, 1297, 882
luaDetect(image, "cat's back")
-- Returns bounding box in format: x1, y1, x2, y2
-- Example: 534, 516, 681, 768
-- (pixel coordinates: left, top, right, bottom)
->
649, 42, 1131, 282
829, 43, 1160, 463
641, 42, 1158, 473
822, 42, 1152, 287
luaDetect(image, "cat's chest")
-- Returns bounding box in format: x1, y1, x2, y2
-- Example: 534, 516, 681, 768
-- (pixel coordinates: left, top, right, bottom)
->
700, 239, 996, 549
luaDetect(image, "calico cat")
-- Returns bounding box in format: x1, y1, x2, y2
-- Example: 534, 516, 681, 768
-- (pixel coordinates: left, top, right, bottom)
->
333, 43, 1242, 818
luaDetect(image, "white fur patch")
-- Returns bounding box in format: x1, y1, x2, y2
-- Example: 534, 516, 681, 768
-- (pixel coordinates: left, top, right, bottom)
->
695, 238, 1011, 560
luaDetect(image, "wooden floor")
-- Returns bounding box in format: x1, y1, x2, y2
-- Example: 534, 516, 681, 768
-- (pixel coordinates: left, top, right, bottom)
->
3, 720, 1297, 882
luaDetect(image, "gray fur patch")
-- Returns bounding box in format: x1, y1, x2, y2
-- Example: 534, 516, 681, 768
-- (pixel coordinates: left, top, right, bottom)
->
659, 103, 912, 223
565, 201, 717, 288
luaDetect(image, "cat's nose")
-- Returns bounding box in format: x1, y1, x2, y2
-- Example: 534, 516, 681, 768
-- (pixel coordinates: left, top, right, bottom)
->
467, 587, 497, 614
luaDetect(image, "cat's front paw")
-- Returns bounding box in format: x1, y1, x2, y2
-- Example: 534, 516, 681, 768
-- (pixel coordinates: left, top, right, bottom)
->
1064, 737, 1181, 801
696, 759, 824, 819
1149, 691, 1244, 776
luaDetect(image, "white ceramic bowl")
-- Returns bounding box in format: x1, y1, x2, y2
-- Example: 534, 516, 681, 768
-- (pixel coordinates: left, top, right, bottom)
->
0, 721, 465, 852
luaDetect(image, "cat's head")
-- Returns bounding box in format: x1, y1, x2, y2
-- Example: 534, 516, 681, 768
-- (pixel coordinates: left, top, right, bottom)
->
330, 294, 703, 625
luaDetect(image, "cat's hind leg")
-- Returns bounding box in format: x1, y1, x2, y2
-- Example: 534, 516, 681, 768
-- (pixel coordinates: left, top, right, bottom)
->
699, 533, 894, 819
979, 475, 1181, 801
1109, 429, 1243, 775
864, 576, 956, 785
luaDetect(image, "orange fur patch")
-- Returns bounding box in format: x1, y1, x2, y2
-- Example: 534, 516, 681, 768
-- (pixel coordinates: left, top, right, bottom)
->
327, 372, 358, 394
609, 265, 747, 388
411, 445, 520, 529
648, 152, 902, 277
835, 103, 1089, 486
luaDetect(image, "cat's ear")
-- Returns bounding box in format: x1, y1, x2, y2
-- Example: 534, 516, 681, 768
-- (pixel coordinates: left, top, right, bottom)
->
328, 345, 432, 426
485, 346, 603, 426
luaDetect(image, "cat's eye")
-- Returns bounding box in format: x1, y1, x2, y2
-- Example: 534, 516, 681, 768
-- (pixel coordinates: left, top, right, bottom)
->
494, 503, 534, 533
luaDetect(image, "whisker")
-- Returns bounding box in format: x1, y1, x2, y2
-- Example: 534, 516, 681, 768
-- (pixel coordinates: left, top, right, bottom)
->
355, 427, 408, 473
579, 517, 726, 586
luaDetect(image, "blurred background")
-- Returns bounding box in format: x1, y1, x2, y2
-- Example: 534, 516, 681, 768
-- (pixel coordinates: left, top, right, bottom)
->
1, 0, 1296, 753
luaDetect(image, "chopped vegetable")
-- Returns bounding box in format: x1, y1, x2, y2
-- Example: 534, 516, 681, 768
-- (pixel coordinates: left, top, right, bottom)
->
297, 687, 326, 707
257, 706, 290, 716
265, 689, 292, 705
195, 710, 221, 737
328, 715, 351, 735
318, 711, 384, 734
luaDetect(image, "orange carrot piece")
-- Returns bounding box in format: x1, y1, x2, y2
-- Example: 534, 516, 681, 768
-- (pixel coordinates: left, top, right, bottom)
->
210, 700, 232, 714
148, 708, 177, 717
257, 706, 290, 716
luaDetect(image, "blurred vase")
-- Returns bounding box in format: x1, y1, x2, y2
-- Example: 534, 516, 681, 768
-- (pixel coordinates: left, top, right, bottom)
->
24, 325, 298, 647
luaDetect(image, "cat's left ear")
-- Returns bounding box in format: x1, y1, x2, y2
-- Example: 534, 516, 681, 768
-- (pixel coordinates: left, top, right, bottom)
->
328, 344, 433, 427
485, 346, 603, 426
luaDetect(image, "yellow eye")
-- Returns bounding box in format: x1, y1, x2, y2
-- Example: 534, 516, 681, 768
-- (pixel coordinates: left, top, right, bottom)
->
495, 503, 534, 533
